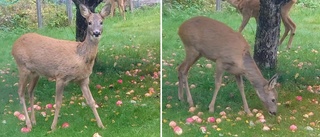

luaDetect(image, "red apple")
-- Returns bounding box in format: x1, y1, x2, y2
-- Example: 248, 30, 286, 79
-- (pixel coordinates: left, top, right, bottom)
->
21, 127, 31, 133
296, 96, 302, 101
96, 84, 102, 90
62, 122, 70, 128
46, 104, 53, 109
117, 79, 123, 84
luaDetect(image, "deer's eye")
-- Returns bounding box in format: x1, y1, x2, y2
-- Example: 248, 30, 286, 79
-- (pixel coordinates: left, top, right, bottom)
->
100, 22, 103, 25
272, 99, 276, 102
88, 22, 92, 25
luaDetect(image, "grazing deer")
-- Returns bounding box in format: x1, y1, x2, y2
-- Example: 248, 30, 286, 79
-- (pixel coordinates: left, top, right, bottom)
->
105, 0, 127, 20
11, 4, 110, 130
178, 16, 279, 115
226, 0, 297, 49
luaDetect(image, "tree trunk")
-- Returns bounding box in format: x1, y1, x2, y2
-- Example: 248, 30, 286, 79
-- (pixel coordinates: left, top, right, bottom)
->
253, 0, 290, 69
72, 0, 103, 42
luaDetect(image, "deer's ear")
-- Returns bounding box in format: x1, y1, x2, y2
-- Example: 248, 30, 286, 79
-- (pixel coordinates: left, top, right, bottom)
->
80, 4, 91, 18
268, 74, 278, 90
100, 4, 111, 18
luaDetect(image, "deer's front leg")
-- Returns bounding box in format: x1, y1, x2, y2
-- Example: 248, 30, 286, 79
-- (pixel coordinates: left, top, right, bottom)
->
18, 71, 32, 129
51, 79, 67, 131
80, 78, 104, 128
239, 14, 251, 33
209, 63, 224, 113
235, 75, 252, 115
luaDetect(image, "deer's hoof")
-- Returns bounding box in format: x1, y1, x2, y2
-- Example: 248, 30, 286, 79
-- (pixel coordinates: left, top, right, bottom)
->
99, 125, 105, 129
247, 112, 254, 117
51, 126, 57, 131
31, 120, 36, 125
189, 103, 194, 108
209, 108, 215, 113
26, 124, 32, 130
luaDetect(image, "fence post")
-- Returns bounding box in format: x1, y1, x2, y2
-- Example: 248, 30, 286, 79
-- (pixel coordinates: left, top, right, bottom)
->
36, 0, 43, 28
66, 0, 73, 25
216, 0, 221, 11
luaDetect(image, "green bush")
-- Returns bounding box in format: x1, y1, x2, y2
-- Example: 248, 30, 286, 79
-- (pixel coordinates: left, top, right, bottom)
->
296, 0, 320, 8
0, 0, 72, 31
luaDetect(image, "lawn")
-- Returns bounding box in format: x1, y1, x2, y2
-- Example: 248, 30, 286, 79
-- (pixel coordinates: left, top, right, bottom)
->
0, 5, 160, 137
162, 2, 320, 137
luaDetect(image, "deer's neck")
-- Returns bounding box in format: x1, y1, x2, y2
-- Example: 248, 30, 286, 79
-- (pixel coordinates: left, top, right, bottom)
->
243, 52, 268, 88
76, 34, 100, 64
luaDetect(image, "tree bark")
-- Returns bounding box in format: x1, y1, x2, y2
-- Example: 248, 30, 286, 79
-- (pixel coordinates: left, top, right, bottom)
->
253, 0, 290, 69
72, 0, 103, 42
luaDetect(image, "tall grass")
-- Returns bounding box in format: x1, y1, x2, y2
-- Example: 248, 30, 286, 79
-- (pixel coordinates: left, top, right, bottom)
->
162, 2, 320, 136
0, 5, 160, 137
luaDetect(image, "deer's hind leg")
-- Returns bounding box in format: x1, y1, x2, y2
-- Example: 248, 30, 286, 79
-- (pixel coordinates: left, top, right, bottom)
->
280, 9, 296, 49
17, 67, 33, 129
118, 0, 126, 20
285, 17, 296, 49
110, 0, 116, 17
28, 73, 39, 125
177, 46, 201, 107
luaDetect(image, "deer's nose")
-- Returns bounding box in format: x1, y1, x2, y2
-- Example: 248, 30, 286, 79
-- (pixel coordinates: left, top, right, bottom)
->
269, 111, 276, 115
93, 31, 101, 37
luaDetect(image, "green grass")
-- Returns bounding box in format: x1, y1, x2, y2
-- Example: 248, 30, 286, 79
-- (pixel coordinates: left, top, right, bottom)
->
162, 3, 320, 137
0, 5, 160, 137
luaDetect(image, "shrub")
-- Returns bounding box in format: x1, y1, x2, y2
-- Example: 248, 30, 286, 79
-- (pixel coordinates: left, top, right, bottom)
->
0, 0, 72, 31
296, 0, 320, 8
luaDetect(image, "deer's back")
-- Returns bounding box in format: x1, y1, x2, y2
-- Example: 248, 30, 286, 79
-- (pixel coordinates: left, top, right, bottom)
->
12, 33, 91, 80
178, 16, 250, 61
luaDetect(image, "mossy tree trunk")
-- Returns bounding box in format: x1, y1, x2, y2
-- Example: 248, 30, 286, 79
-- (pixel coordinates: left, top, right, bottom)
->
253, 0, 290, 69
72, 0, 103, 42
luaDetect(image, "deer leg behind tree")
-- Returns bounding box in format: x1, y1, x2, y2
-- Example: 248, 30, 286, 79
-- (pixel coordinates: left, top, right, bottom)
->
279, 0, 296, 49
279, 11, 296, 49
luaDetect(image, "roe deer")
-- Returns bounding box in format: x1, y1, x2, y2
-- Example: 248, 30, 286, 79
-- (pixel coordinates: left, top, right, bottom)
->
178, 16, 279, 115
105, 0, 127, 20
11, 4, 110, 130
226, 0, 297, 49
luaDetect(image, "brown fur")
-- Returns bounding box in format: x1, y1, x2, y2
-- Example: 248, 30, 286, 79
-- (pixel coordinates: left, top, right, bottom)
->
105, 0, 127, 20
12, 4, 111, 131
227, 0, 297, 49
178, 16, 279, 115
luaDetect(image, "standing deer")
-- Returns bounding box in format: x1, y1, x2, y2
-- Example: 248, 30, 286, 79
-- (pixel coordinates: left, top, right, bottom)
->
11, 4, 110, 131
178, 16, 279, 115
105, 0, 127, 20
226, 0, 297, 49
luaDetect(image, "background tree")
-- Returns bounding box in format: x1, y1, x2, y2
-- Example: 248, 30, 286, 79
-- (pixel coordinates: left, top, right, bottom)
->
72, 0, 103, 42
253, 0, 291, 69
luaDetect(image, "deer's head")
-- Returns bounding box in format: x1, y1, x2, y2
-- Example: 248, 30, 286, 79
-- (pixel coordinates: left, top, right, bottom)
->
256, 74, 279, 115
80, 4, 111, 40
